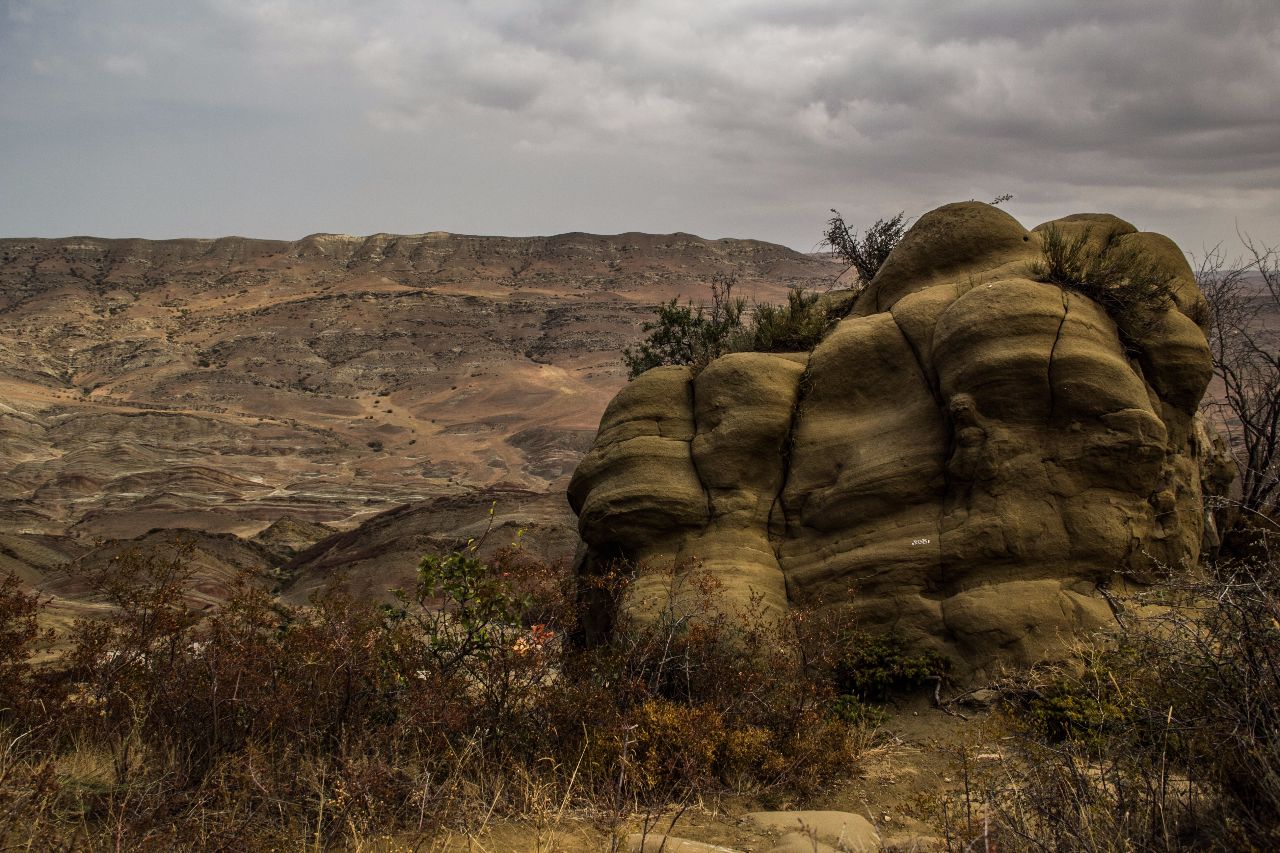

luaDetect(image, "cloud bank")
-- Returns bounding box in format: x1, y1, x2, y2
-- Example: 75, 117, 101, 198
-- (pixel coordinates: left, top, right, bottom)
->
2, 0, 1278, 251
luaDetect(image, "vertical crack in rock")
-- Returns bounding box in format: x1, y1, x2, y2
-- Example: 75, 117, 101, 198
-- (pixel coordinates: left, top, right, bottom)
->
686, 373, 714, 523
767, 360, 811, 584
888, 314, 948, 592
1047, 288, 1070, 422
891, 313, 943, 409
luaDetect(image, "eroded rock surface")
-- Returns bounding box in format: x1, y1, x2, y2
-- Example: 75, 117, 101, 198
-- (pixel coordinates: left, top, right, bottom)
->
569, 202, 1220, 680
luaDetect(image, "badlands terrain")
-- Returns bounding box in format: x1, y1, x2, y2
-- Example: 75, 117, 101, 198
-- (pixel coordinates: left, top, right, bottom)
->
0, 230, 839, 610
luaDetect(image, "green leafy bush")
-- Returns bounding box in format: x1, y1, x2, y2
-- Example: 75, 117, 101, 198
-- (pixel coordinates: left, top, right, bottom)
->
831, 632, 947, 705
623, 277, 835, 380
743, 288, 836, 353
394, 541, 528, 674
622, 208, 912, 380
622, 273, 747, 378
1017, 673, 1136, 748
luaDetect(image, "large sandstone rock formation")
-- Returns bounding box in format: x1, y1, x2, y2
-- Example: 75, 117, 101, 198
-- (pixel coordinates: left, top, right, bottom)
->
569, 202, 1221, 681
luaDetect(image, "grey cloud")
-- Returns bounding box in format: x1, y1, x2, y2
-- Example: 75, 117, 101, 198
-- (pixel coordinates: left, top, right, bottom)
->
0, 0, 1277, 252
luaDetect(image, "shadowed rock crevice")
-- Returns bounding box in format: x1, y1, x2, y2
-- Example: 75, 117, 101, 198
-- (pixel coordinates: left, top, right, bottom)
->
1047, 289, 1070, 422
686, 376, 714, 521
766, 358, 810, 570
890, 310, 944, 409
569, 202, 1222, 681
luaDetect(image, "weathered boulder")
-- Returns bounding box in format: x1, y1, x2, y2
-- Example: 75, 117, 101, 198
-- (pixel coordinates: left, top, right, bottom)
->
568, 202, 1219, 681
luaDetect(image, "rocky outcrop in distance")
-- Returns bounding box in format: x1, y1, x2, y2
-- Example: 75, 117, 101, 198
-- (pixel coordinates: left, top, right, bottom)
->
569, 202, 1226, 681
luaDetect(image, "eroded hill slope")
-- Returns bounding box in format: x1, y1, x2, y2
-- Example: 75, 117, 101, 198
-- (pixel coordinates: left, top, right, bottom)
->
0, 230, 836, 543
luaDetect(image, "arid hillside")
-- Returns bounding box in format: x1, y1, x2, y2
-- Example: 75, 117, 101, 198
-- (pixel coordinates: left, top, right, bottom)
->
0, 231, 838, 545
0, 230, 839, 537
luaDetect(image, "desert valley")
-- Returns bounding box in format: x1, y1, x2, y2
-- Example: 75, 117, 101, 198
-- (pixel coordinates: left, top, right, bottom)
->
0, 232, 838, 615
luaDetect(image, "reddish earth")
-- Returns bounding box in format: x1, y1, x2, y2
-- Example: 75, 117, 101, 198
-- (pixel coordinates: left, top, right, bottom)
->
0, 230, 841, 610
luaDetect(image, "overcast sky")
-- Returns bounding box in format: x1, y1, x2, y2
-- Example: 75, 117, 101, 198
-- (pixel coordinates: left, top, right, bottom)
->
2, 0, 1278, 254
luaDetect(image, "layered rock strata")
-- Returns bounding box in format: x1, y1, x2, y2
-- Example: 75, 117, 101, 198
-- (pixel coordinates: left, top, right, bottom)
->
569, 202, 1219, 680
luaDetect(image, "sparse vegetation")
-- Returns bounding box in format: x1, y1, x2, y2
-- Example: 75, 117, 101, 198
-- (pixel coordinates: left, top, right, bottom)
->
0, 542, 915, 848
821, 210, 907, 284
621, 208, 920, 379
827, 633, 947, 725
964, 547, 1280, 851
622, 274, 836, 379
1196, 234, 1280, 536
742, 287, 835, 354
1029, 224, 1177, 347
621, 272, 747, 378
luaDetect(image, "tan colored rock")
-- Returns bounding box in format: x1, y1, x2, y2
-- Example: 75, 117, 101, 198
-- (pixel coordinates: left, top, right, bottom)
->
767, 833, 838, 853
746, 810, 881, 853
569, 364, 706, 562
858, 201, 1038, 313
569, 201, 1219, 681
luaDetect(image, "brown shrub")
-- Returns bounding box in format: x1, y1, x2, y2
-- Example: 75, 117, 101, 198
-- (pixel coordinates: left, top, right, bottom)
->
0, 547, 879, 847
984, 551, 1280, 851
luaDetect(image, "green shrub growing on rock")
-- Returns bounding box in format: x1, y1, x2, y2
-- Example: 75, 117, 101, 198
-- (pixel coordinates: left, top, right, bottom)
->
622, 273, 747, 378
623, 208, 916, 379
623, 277, 836, 379
743, 287, 837, 353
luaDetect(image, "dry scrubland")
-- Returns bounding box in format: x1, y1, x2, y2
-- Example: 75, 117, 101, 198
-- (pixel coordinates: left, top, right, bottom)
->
2, 205, 1280, 850
3, 537, 1280, 850
0, 545, 877, 849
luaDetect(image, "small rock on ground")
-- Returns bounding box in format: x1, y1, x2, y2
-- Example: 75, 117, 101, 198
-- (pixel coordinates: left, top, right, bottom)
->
745, 810, 880, 853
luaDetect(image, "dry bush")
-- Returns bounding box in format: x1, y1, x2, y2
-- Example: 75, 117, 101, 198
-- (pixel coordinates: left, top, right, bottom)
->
0, 572, 52, 724
1196, 235, 1280, 531
822, 209, 907, 285
0, 544, 887, 848
983, 549, 1280, 851
1029, 224, 1177, 349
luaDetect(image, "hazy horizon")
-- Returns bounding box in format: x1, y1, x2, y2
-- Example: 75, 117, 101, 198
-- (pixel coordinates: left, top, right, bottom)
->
3, 1, 1278, 254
